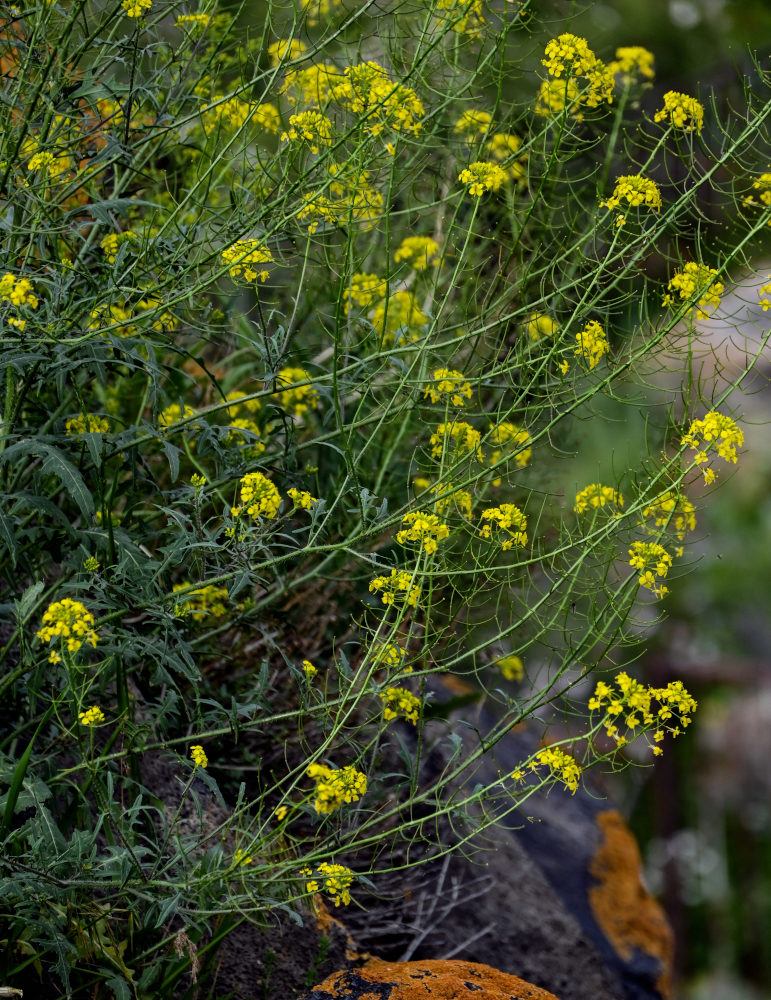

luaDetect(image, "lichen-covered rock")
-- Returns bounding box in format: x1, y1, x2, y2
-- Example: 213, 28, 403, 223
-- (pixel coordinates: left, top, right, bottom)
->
300, 958, 560, 999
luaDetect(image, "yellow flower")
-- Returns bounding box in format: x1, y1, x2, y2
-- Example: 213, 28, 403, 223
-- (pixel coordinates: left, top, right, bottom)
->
173, 583, 231, 620
281, 63, 343, 105
332, 62, 424, 136
484, 133, 528, 183
158, 403, 197, 432
526, 311, 559, 342
343, 272, 387, 313
536, 33, 614, 118
628, 542, 672, 598
369, 291, 429, 344
487, 421, 532, 480
479, 503, 528, 550
424, 369, 472, 406
37, 599, 98, 660
759, 278, 771, 311
121, 0, 151, 17
274, 805, 288, 821
573, 483, 623, 514
453, 109, 492, 139
529, 746, 582, 794
601, 175, 662, 212
302, 659, 317, 678
396, 511, 450, 555
663, 262, 723, 320
379, 686, 421, 725
288, 488, 319, 510
232, 471, 282, 520
497, 655, 523, 681
303, 862, 355, 906
190, 745, 208, 768
681, 411, 743, 483
430, 421, 482, 461
234, 848, 253, 866
459, 160, 506, 196
369, 569, 421, 608
306, 762, 367, 813
78, 706, 105, 726
654, 91, 704, 133
574, 320, 609, 369
394, 236, 440, 271
280, 111, 334, 154
435, 0, 485, 38
608, 46, 655, 81
221, 240, 273, 283
267, 39, 308, 67
100, 231, 139, 264
65, 414, 109, 435
276, 367, 319, 418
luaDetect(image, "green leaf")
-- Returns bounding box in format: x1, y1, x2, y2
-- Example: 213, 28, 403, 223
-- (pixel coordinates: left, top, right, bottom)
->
1, 441, 95, 518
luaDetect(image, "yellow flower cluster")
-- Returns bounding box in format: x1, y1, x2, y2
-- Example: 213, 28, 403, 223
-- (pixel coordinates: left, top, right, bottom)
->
288, 488, 318, 510
302, 862, 355, 907
589, 671, 697, 752
37, 598, 99, 663
369, 568, 421, 608
435, 0, 485, 39
497, 654, 524, 681
573, 483, 624, 514
536, 33, 614, 118
267, 39, 308, 67
654, 91, 704, 133
424, 369, 472, 406
344, 273, 386, 313
488, 421, 532, 474
479, 503, 528, 550
459, 160, 507, 197
682, 410, 743, 484
232, 471, 281, 520
430, 421, 482, 461
173, 583, 230, 620
27, 149, 71, 178
642, 491, 696, 553
574, 320, 609, 369
280, 111, 334, 154
65, 414, 109, 435
175, 12, 211, 32
485, 132, 528, 183
276, 366, 319, 417
281, 64, 342, 106
454, 109, 492, 139
0, 272, 38, 310
221, 240, 273, 283
760, 279, 771, 311
159, 403, 197, 432
306, 762, 367, 813
396, 511, 450, 555
100, 231, 138, 264
298, 166, 384, 233
628, 541, 672, 598
663, 262, 723, 320
122, 0, 151, 16
234, 848, 253, 866
302, 659, 317, 678
429, 481, 473, 519
370, 640, 406, 671
190, 745, 208, 768
201, 96, 260, 134
379, 686, 421, 725
78, 706, 105, 726
395, 236, 440, 271
743, 172, 771, 218
608, 46, 655, 81
526, 311, 559, 342
370, 291, 429, 344
332, 61, 425, 136
601, 175, 662, 213
526, 746, 582, 794
225, 392, 266, 457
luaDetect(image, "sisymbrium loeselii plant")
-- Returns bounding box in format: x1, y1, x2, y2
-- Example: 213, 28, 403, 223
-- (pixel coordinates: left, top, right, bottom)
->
0, 0, 768, 994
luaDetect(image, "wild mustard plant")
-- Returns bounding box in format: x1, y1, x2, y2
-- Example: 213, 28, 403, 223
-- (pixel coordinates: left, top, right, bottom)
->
0, 0, 768, 993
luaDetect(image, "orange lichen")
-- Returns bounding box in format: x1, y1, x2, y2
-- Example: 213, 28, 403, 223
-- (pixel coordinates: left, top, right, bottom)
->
588, 810, 674, 998
309, 958, 560, 999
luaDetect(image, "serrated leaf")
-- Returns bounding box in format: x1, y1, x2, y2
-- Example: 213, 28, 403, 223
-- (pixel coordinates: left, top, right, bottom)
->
1, 441, 94, 518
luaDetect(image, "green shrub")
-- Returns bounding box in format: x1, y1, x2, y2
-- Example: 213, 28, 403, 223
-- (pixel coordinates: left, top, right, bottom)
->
0, 0, 768, 994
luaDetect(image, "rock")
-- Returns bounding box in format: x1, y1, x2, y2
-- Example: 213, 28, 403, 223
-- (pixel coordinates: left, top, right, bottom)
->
299, 958, 560, 999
